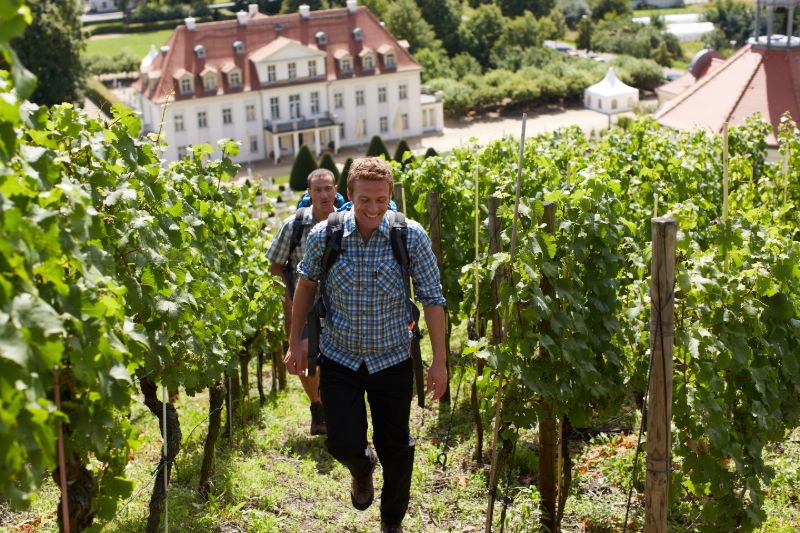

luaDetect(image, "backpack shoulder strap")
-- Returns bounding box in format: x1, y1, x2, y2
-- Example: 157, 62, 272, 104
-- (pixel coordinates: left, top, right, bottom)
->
321, 210, 345, 277
287, 207, 308, 259
387, 211, 410, 271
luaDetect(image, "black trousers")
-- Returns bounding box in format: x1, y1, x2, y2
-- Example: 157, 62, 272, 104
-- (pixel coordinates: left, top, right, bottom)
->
319, 357, 415, 526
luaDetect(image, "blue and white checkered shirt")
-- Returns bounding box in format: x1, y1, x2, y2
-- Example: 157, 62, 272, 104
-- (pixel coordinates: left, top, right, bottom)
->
297, 209, 446, 374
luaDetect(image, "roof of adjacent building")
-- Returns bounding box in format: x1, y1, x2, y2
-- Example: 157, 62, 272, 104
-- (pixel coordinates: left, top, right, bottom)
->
139, 5, 419, 103
655, 44, 800, 146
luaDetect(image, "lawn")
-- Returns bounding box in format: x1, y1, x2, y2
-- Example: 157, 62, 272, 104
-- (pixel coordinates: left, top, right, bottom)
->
632, 4, 710, 17
85, 29, 175, 59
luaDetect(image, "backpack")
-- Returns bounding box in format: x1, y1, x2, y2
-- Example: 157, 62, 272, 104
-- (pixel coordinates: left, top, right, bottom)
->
306, 208, 426, 407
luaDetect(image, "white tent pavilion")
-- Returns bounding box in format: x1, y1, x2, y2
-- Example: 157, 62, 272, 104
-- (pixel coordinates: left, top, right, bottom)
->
584, 67, 639, 115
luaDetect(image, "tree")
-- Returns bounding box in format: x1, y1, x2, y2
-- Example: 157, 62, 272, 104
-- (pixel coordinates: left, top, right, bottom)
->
413, 48, 454, 82
704, 0, 755, 47
281, 0, 324, 13
558, 0, 590, 30
590, 0, 630, 21
289, 145, 318, 191
577, 15, 593, 50
338, 157, 353, 198
652, 41, 673, 67
416, 0, 464, 55
384, 0, 440, 52
12, 0, 85, 106
318, 152, 341, 183
393, 140, 414, 168
366, 135, 391, 159
451, 53, 483, 78
461, 4, 508, 68
497, 0, 555, 18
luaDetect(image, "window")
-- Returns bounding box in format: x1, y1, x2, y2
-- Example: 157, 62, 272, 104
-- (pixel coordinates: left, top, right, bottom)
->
401, 113, 408, 130
270, 97, 280, 120
341, 58, 352, 72
355, 89, 364, 106
267, 65, 276, 82
194, 44, 206, 58
611, 99, 618, 110
378, 87, 386, 103
339, 123, 345, 139
246, 104, 256, 122
233, 40, 245, 54
203, 73, 216, 91
174, 114, 184, 132
310, 92, 320, 114
308, 60, 317, 77
289, 94, 300, 119
315, 31, 328, 46
385, 53, 396, 68
399, 83, 407, 100
380, 116, 388, 133
359, 118, 366, 137
178, 145, 187, 157
229, 71, 242, 88
363, 54, 374, 70
180, 78, 193, 94
423, 109, 429, 128
198, 111, 207, 128
598, 100, 603, 110
288, 62, 297, 80
222, 108, 232, 125
352, 27, 363, 40
334, 92, 343, 109
250, 135, 258, 153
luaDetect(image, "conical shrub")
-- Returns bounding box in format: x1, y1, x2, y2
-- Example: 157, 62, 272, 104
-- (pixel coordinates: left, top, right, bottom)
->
289, 145, 318, 191
366, 135, 390, 160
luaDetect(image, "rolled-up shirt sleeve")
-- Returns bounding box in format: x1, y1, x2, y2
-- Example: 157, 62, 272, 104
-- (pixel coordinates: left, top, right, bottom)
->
296, 222, 326, 282
407, 220, 446, 307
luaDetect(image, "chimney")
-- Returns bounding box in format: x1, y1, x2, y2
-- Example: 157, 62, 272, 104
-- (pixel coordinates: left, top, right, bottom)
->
185, 17, 196, 31
237, 10, 248, 25
347, 0, 357, 14
299, 4, 310, 19
248, 3, 258, 17
160, 45, 170, 56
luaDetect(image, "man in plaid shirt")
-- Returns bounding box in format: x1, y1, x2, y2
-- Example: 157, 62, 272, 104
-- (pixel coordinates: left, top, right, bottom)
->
285, 158, 447, 533
267, 169, 338, 435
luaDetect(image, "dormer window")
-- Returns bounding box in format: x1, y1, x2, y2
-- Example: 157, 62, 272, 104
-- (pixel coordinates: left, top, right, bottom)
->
203, 73, 216, 91
363, 54, 374, 70
352, 27, 363, 40
384, 52, 395, 67
341, 57, 352, 72
267, 64, 276, 82
228, 71, 242, 87
194, 44, 206, 58
179, 78, 193, 95
315, 31, 327, 46
233, 40, 245, 54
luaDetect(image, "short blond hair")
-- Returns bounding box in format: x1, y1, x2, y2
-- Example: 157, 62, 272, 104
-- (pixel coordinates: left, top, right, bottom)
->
347, 157, 393, 194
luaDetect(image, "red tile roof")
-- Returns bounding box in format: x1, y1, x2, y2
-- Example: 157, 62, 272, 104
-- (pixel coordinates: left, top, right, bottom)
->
656, 45, 800, 146
139, 6, 419, 102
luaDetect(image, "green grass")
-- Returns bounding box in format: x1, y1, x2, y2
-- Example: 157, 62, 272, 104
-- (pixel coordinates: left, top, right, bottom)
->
673, 39, 707, 70
85, 29, 175, 59
633, 4, 709, 17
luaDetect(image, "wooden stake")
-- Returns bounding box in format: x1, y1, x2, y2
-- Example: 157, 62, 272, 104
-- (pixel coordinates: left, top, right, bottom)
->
54, 373, 70, 533
722, 123, 729, 223
537, 202, 558, 533
488, 196, 503, 345
485, 375, 505, 533
428, 191, 451, 402
393, 182, 405, 214
645, 215, 677, 533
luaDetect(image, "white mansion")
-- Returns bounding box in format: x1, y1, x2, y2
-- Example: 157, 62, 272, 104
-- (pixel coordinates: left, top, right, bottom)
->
136, 1, 444, 163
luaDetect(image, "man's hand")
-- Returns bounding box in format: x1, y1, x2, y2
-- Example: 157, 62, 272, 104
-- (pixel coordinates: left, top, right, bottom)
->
284, 340, 308, 376
426, 360, 448, 401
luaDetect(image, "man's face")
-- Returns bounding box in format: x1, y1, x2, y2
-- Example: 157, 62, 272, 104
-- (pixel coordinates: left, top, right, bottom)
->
351, 179, 391, 234
308, 175, 336, 215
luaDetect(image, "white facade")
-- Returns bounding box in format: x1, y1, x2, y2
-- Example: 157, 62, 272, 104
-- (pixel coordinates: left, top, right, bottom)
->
88, 0, 120, 13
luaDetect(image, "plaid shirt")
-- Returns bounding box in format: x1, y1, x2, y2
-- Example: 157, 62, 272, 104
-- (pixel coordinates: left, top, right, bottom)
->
298, 209, 446, 374
266, 208, 317, 270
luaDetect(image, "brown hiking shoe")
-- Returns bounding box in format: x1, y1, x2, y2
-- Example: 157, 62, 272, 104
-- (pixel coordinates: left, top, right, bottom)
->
310, 401, 326, 436
350, 453, 376, 511
381, 522, 403, 533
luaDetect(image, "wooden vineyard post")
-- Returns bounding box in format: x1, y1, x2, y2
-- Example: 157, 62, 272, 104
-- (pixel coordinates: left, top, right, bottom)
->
537, 202, 558, 533
645, 215, 677, 533
393, 182, 405, 214
428, 190, 451, 402
488, 196, 503, 346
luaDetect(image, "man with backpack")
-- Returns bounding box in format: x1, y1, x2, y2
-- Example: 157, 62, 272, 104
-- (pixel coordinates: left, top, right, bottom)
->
284, 157, 448, 533
267, 168, 342, 435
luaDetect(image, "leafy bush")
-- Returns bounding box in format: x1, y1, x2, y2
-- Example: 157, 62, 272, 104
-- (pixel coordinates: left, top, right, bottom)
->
289, 145, 317, 191
85, 51, 139, 74
128, 1, 211, 23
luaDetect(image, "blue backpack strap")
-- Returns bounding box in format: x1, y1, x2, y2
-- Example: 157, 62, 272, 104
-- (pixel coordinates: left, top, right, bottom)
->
284, 207, 309, 300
